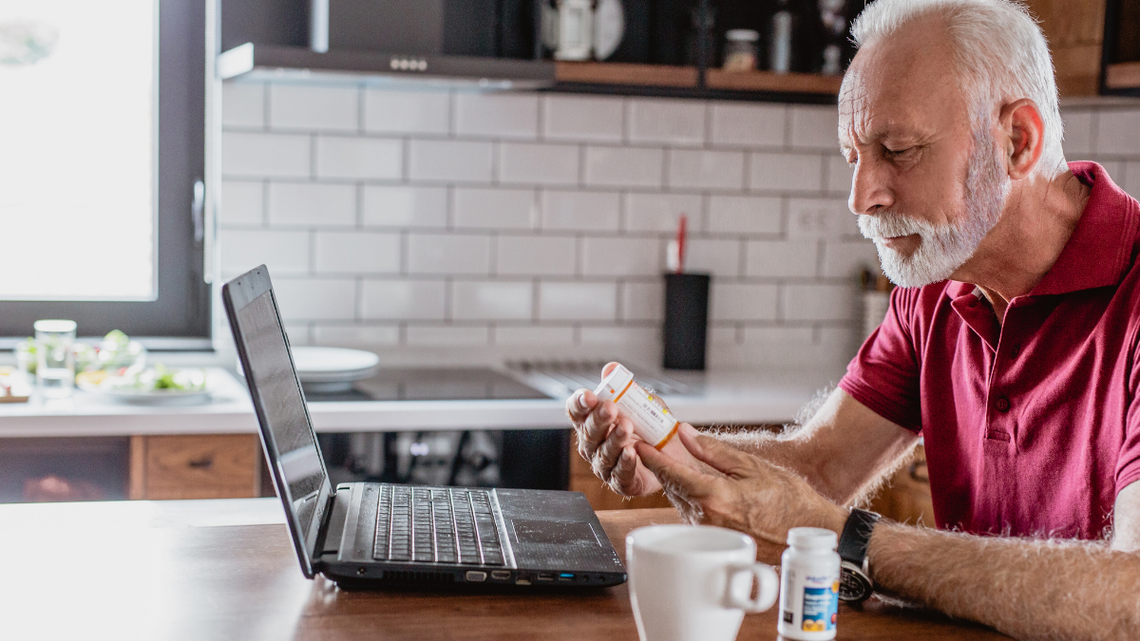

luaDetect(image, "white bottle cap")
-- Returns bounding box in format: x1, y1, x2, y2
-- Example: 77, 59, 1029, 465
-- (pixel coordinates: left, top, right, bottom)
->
594, 363, 634, 401
786, 527, 838, 550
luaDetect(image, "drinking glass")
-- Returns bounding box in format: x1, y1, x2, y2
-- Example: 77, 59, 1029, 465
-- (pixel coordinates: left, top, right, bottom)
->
34, 320, 77, 399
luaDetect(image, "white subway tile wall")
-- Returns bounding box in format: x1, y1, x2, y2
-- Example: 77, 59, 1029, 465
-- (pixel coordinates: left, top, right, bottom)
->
220, 82, 1136, 368
542, 95, 624, 142
269, 84, 358, 132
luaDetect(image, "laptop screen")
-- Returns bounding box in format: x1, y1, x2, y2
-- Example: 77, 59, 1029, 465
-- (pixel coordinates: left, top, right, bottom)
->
233, 288, 328, 550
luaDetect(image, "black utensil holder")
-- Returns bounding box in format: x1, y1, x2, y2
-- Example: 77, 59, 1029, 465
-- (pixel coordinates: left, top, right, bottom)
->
663, 273, 710, 370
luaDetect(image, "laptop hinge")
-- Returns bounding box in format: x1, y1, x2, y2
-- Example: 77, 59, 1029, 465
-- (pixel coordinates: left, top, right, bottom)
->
318, 484, 351, 557
308, 481, 339, 569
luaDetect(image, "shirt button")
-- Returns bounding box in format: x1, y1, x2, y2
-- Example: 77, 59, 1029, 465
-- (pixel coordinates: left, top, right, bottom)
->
1010, 344, 1020, 358
996, 397, 1011, 412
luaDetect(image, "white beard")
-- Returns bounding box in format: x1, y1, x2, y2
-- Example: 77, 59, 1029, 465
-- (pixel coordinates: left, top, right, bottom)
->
859, 126, 1010, 288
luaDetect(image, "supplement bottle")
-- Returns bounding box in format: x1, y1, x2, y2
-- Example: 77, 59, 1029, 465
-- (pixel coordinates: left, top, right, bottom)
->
778, 527, 841, 640
594, 364, 687, 460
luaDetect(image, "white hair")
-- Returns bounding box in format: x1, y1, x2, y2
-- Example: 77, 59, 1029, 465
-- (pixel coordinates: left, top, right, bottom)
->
851, 0, 1066, 173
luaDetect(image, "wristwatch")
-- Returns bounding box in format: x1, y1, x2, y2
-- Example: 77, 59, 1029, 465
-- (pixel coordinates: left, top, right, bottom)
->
837, 507, 880, 602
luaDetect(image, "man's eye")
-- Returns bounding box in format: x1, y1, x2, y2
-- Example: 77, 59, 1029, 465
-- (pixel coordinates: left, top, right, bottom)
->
884, 146, 914, 159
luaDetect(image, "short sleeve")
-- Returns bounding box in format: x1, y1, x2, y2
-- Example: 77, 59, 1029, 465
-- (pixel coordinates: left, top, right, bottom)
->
838, 287, 923, 433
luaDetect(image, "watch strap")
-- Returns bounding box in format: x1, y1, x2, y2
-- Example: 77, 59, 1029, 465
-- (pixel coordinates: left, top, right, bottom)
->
837, 508, 880, 568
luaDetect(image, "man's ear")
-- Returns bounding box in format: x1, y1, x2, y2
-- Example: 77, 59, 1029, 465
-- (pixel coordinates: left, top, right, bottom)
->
998, 98, 1045, 180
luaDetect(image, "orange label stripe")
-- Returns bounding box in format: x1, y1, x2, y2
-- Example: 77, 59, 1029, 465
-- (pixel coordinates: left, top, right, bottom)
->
612, 379, 635, 403
655, 422, 680, 450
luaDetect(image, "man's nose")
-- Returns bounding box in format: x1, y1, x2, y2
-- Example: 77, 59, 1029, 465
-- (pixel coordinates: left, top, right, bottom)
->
848, 160, 893, 216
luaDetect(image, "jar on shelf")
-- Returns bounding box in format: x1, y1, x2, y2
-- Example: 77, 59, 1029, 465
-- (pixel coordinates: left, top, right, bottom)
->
723, 29, 760, 72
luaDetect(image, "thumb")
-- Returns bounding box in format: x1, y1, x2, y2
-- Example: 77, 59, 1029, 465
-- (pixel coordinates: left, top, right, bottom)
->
634, 440, 714, 499
677, 424, 756, 479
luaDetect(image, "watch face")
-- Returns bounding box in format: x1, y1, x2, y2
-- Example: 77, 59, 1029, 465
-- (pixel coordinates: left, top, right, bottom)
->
839, 564, 873, 602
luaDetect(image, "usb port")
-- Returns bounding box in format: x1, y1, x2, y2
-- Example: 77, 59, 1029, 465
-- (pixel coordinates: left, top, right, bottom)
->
491, 570, 511, 581
536, 572, 554, 582
558, 573, 574, 581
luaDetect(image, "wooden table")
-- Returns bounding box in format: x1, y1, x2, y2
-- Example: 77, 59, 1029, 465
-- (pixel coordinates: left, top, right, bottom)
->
0, 499, 1009, 640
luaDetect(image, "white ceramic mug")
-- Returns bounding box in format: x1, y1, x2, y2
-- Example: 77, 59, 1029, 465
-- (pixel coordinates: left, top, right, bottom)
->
627, 524, 779, 641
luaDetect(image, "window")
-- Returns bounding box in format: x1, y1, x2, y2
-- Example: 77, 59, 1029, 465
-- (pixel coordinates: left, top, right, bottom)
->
0, 0, 211, 348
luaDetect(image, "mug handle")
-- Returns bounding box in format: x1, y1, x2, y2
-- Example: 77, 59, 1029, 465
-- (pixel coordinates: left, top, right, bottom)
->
725, 563, 779, 613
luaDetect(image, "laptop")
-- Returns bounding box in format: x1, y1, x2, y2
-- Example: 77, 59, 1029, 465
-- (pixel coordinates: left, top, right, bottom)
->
222, 265, 627, 589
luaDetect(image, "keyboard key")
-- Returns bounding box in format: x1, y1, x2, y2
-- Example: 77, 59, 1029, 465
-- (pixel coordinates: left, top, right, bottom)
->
373, 485, 509, 567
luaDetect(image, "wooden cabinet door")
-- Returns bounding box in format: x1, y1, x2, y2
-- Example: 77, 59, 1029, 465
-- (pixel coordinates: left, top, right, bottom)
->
130, 434, 259, 500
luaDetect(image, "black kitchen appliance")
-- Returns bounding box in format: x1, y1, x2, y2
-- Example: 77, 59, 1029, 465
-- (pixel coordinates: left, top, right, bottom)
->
304, 367, 570, 493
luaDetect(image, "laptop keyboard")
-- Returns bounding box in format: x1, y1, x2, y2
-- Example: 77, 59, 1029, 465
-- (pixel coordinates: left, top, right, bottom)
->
373, 485, 504, 566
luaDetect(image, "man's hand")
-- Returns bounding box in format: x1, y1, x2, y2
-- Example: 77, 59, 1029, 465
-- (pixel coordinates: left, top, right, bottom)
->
565, 363, 663, 497
566, 387, 663, 498
636, 423, 847, 563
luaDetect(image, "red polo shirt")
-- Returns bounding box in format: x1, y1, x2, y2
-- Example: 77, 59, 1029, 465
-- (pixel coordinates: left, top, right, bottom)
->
839, 162, 1140, 540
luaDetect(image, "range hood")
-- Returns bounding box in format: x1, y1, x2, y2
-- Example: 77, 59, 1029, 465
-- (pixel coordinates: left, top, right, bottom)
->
217, 42, 555, 89
217, 0, 555, 89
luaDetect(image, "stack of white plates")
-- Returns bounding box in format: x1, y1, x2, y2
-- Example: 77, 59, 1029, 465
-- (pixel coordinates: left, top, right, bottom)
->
291, 347, 380, 393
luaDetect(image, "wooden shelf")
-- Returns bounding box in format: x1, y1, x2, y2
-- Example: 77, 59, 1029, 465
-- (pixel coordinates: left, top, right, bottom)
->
554, 61, 698, 88
705, 69, 844, 95
1105, 62, 1140, 89
553, 61, 842, 99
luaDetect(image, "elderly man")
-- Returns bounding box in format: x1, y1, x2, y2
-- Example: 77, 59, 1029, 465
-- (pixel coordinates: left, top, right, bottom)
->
567, 0, 1140, 638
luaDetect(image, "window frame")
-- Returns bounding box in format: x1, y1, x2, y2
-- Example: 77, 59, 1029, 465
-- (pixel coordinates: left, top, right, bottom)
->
0, 0, 213, 350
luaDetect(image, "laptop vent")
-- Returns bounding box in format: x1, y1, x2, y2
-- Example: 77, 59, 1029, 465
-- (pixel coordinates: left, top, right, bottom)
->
381, 570, 456, 585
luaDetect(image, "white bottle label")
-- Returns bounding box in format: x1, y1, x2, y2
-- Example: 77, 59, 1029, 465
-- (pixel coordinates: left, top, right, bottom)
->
594, 367, 679, 449
778, 567, 839, 637
616, 384, 678, 448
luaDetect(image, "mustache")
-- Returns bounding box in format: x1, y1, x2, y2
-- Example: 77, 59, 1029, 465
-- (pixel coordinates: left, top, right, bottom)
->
858, 212, 939, 240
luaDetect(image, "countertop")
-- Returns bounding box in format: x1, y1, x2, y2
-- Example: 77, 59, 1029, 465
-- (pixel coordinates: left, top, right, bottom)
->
0, 366, 844, 438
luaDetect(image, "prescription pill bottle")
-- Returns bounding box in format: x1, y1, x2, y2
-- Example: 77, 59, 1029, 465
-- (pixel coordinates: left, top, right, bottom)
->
778, 527, 840, 641
594, 364, 680, 450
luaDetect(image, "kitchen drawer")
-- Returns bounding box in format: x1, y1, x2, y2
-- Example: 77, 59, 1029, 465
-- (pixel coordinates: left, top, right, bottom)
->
130, 434, 260, 500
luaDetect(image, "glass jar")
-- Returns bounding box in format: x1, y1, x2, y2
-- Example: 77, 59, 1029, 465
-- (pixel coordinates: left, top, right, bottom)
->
723, 29, 760, 72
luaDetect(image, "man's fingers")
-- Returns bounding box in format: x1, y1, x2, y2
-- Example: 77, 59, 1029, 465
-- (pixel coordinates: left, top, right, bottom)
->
578, 399, 619, 461
634, 440, 714, 499
608, 447, 639, 494
677, 424, 757, 478
566, 388, 597, 423
592, 417, 630, 480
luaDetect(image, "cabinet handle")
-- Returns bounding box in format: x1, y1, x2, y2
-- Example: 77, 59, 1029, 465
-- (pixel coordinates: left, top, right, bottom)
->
188, 457, 214, 470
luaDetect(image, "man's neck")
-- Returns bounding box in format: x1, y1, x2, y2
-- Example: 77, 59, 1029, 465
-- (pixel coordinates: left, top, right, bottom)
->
956, 168, 1091, 323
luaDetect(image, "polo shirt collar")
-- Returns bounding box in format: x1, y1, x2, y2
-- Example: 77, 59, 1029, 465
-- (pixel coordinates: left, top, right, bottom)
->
940, 162, 1138, 350
943, 161, 1139, 305
1027, 161, 1139, 296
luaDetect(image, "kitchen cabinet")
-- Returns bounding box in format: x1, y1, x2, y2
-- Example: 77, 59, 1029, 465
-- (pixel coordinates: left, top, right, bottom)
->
128, 434, 261, 500
1102, 0, 1140, 93
1022, 0, 1106, 96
